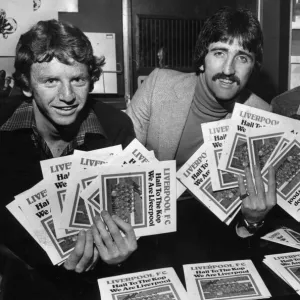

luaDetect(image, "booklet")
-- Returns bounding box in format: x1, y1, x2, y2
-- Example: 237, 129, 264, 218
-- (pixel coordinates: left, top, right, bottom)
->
261, 227, 300, 249
60, 146, 122, 232
183, 260, 271, 300
218, 103, 299, 177
80, 160, 177, 237
13, 180, 77, 265
80, 139, 159, 220
40, 155, 78, 239
98, 267, 190, 300
202, 119, 238, 191
264, 251, 300, 292
177, 143, 241, 224
261, 136, 300, 222
246, 126, 285, 174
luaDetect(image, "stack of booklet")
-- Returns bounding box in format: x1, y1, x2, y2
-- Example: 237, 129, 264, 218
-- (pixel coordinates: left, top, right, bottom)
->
264, 252, 300, 295
177, 103, 300, 225
97, 260, 271, 300
183, 260, 271, 300
7, 139, 177, 265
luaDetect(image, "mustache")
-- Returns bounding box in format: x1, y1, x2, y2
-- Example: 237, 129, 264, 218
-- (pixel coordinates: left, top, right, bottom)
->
212, 73, 241, 86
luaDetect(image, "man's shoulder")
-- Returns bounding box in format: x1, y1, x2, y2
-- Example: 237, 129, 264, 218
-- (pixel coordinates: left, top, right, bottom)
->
152, 68, 196, 85
271, 86, 300, 117
244, 91, 271, 111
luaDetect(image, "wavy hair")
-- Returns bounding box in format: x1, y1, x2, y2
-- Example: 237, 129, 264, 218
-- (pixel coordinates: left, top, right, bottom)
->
13, 19, 105, 91
194, 7, 263, 75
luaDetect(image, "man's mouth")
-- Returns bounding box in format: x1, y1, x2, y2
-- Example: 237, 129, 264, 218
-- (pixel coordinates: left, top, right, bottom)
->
219, 78, 235, 85
53, 105, 78, 114
54, 105, 78, 110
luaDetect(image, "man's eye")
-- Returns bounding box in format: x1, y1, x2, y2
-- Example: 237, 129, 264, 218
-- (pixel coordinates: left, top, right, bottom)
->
214, 51, 224, 57
238, 56, 248, 63
72, 78, 86, 85
45, 79, 57, 85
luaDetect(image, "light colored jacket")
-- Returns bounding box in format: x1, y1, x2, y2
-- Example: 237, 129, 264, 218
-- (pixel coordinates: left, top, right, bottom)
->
126, 68, 271, 161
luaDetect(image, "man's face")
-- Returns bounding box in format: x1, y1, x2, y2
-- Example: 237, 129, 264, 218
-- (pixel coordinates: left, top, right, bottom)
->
27, 58, 90, 129
202, 38, 255, 101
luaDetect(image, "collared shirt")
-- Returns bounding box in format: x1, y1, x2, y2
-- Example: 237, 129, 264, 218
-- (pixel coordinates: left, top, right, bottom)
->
0, 101, 106, 159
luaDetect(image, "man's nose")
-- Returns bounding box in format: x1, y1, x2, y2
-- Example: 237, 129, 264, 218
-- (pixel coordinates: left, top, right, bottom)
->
222, 56, 235, 75
59, 83, 75, 102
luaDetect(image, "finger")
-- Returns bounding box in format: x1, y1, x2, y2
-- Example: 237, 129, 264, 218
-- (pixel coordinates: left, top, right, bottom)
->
92, 223, 108, 255
64, 230, 86, 270
253, 164, 266, 202
267, 165, 277, 206
85, 247, 100, 272
237, 175, 247, 195
75, 228, 95, 273
94, 213, 115, 250
101, 211, 126, 249
244, 166, 256, 198
112, 214, 137, 249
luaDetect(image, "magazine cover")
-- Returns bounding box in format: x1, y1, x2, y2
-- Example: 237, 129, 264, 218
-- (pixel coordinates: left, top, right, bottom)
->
81, 161, 177, 237
264, 252, 300, 292
261, 227, 300, 249
261, 131, 298, 173
60, 146, 122, 232
261, 136, 300, 222
177, 143, 241, 224
13, 180, 76, 265
201, 119, 238, 191
183, 260, 271, 300
80, 139, 159, 220
40, 155, 78, 239
218, 103, 299, 177
98, 267, 190, 300
247, 126, 285, 174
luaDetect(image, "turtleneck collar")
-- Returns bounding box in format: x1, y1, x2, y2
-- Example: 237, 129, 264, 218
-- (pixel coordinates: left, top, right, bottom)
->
192, 72, 245, 118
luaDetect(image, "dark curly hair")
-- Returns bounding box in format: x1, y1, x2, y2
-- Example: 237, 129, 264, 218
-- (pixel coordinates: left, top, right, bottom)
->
194, 7, 263, 75
13, 19, 105, 92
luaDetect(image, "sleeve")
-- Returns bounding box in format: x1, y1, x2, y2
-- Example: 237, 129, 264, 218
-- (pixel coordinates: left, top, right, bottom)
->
126, 69, 160, 145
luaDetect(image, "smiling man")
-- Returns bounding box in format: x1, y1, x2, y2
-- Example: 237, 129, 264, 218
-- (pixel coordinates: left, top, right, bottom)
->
126, 7, 275, 236
0, 19, 137, 300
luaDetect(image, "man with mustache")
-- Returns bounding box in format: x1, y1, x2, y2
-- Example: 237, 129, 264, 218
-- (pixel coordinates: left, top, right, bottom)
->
127, 7, 276, 236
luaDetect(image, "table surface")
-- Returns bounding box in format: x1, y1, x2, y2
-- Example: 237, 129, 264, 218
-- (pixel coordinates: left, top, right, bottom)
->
121, 197, 300, 300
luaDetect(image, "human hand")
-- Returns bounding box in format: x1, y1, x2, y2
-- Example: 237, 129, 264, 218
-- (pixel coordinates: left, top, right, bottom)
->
92, 211, 137, 265
238, 164, 276, 224
63, 229, 99, 273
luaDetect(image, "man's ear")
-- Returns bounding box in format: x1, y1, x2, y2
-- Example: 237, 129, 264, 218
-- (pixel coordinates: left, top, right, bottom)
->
22, 89, 32, 97
199, 65, 204, 72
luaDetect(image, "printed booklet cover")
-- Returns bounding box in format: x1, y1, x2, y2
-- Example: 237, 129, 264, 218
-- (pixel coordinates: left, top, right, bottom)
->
218, 103, 299, 177
40, 154, 78, 239
183, 260, 271, 300
177, 143, 240, 224
80, 160, 177, 237
60, 146, 122, 232
201, 119, 238, 191
80, 138, 159, 221
261, 227, 300, 249
11, 180, 76, 265
261, 136, 300, 222
98, 267, 190, 300
264, 251, 300, 292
